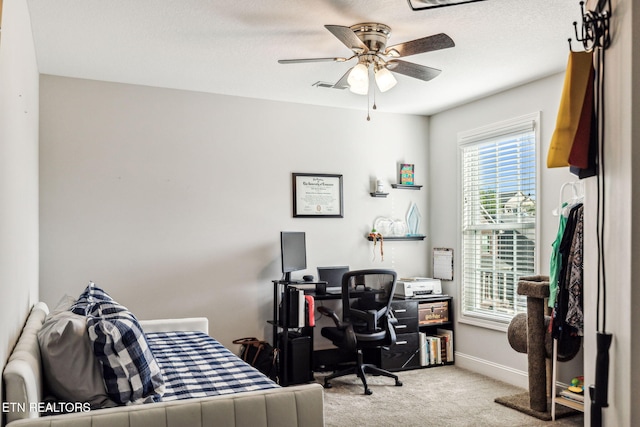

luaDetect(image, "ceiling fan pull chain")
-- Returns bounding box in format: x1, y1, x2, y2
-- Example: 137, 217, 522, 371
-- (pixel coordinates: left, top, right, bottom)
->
373, 81, 378, 110
367, 75, 373, 121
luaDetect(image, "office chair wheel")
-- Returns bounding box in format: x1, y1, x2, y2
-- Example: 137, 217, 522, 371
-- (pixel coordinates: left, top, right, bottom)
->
323, 381, 333, 389
395, 380, 403, 386
365, 388, 372, 395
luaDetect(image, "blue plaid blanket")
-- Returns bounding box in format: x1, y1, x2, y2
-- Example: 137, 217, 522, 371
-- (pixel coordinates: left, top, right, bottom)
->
145, 331, 279, 401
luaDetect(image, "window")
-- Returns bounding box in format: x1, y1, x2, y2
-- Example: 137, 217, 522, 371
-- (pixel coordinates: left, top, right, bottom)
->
459, 114, 539, 325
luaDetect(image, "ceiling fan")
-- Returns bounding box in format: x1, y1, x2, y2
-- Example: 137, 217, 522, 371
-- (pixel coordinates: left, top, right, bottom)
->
278, 23, 455, 95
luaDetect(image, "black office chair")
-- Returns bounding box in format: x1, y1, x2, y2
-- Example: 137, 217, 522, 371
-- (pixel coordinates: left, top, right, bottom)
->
317, 269, 403, 395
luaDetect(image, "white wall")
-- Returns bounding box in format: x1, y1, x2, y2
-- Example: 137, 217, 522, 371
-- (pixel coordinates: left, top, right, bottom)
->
428, 73, 583, 386
0, 0, 40, 412
39, 75, 431, 349
581, 0, 639, 424
39, 72, 589, 388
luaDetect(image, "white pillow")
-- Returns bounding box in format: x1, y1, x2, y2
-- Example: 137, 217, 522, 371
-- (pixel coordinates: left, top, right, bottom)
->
37, 310, 114, 408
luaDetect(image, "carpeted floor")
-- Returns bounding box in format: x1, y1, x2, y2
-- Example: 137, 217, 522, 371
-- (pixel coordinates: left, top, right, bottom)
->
317, 365, 584, 427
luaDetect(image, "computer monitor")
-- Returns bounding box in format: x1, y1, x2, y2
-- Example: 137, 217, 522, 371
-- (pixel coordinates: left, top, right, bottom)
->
317, 266, 349, 293
280, 231, 307, 282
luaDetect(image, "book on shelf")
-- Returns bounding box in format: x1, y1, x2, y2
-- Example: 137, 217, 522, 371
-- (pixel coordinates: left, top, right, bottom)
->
425, 336, 435, 365
419, 332, 428, 366
425, 336, 440, 365
305, 295, 315, 327
559, 388, 584, 403
436, 328, 454, 362
281, 288, 306, 328
438, 335, 447, 363
420, 332, 454, 366
297, 289, 305, 327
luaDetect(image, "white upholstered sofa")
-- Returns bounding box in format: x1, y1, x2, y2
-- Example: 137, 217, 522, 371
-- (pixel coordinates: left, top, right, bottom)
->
3, 302, 324, 427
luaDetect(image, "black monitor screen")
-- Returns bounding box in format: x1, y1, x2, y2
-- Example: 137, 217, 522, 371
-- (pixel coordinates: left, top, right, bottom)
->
318, 266, 349, 290
281, 232, 307, 280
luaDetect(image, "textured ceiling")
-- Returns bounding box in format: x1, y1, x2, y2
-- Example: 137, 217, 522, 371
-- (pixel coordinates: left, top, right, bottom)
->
26, 0, 582, 115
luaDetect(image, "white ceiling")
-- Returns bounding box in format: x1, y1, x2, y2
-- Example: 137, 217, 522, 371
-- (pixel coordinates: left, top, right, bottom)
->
26, 0, 582, 116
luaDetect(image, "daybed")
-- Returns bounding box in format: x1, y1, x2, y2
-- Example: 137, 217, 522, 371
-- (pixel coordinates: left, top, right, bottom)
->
3, 301, 324, 427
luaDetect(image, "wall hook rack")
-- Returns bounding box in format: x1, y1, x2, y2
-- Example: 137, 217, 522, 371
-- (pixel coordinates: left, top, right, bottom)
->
570, 0, 611, 51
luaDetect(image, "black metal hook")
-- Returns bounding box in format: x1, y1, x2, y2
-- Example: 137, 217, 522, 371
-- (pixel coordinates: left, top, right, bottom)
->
572, 0, 611, 51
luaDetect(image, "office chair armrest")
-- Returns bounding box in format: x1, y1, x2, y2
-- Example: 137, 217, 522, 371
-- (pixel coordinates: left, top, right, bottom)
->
385, 313, 397, 345
388, 309, 398, 326
317, 306, 349, 329
318, 306, 357, 351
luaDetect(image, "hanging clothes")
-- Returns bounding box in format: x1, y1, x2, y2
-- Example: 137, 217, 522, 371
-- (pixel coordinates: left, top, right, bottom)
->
565, 205, 584, 335
549, 204, 568, 308
551, 203, 584, 341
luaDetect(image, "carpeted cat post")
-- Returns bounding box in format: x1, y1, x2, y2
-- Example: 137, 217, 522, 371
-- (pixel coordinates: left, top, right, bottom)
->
513, 276, 549, 412
496, 276, 554, 419
496, 276, 581, 420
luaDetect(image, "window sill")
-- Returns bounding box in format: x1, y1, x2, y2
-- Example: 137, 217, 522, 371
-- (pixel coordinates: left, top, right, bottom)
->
457, 313, 509, 333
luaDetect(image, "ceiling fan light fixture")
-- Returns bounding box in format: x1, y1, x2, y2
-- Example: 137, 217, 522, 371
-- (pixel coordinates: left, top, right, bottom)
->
374, 66, 397, 92
347, 62, 369, 95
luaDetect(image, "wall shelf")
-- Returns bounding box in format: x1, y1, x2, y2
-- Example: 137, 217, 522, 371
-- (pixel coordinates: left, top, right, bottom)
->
391, 184, 422, 190
370, 192, 389, 198
367, 235, 426, 241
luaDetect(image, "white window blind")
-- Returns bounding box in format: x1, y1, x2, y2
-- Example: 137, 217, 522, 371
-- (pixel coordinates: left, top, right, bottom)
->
459, 115, 538, 324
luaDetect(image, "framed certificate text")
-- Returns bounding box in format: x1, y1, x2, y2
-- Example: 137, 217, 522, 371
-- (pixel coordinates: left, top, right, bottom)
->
292, 173, 344, 218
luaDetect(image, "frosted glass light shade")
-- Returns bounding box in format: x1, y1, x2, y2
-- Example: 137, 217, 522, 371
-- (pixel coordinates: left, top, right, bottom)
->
347, 63, 369, 95
374, 67, 397, 92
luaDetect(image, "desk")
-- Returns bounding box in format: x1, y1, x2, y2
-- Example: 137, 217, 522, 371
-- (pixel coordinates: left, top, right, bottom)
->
270, 282, 381, 379
303, 290, 341, 301
271, 280, 453, 381
305, 289, 379, 300
315, 295, 455, 372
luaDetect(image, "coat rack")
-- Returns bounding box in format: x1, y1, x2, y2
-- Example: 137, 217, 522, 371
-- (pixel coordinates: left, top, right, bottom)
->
568, 0, 611, 52
566, 2, 612, 427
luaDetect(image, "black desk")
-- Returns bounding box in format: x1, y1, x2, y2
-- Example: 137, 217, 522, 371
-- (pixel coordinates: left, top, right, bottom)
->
303, 290, 341, 300
306, 288, 384, 300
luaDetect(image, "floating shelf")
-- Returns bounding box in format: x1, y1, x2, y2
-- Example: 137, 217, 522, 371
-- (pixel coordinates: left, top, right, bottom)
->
370, 192, 389, 198
367, 235, 426, 241
391, 184, 422, 190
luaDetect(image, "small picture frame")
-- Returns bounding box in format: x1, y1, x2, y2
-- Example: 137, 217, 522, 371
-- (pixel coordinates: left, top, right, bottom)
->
292, 173, 344, 218
400, 164, 415, 185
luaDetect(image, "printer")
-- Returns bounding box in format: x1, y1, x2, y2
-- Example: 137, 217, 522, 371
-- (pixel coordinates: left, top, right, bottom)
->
394, 278, 442, 299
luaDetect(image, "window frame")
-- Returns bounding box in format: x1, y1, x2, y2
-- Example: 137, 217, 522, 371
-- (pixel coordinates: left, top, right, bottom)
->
456, 112, 541, 331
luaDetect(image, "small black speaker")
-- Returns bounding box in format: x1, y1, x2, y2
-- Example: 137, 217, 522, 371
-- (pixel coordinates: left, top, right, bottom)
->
315, 281, 327, 295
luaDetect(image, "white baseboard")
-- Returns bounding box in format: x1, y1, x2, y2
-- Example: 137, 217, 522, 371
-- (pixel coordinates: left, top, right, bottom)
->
454, 351, 529, 389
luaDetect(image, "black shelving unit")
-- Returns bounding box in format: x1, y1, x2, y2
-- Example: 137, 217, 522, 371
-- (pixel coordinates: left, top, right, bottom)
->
270, 280, 314, 386
365, 296, 454, 372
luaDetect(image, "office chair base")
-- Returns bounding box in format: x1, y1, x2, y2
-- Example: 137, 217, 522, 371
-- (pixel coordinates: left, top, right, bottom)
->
323, 359, 403, 395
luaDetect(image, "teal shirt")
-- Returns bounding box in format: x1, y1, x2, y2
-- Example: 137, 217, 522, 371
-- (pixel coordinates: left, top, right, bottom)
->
548, 211, 568, 308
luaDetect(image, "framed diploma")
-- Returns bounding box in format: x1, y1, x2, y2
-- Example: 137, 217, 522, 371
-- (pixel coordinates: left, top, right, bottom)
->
292, 173, 344, 218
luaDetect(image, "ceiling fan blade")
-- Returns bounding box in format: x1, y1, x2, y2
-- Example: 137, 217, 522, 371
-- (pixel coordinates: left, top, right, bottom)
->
385, 33, 455, 58
278, 57, 347, 64
325, 25, 368, 52
387, 60, 442, 81
333, 68, 353, 89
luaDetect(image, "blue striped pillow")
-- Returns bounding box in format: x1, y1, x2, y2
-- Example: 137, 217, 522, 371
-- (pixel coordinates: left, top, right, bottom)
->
72, 283, 165, 405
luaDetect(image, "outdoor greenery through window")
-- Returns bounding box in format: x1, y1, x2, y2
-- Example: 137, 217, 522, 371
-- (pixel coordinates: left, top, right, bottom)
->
459, 114, 538, 325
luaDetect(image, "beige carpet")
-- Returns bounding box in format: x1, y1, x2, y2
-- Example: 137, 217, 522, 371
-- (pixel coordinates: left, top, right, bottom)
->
317, 365, 584, 427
